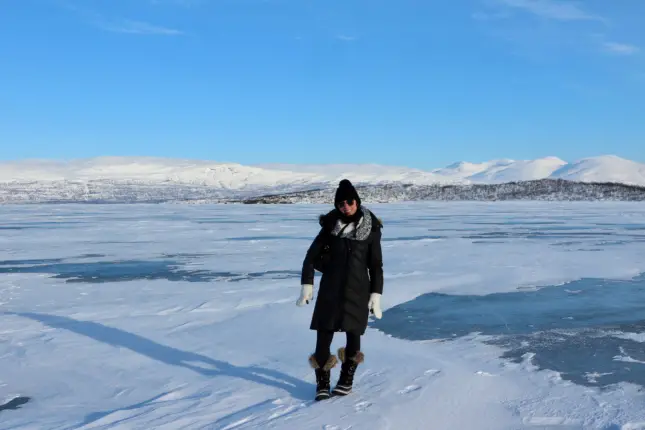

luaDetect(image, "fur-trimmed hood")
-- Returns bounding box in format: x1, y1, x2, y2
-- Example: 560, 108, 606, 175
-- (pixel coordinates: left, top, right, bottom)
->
318, 207, 382, 241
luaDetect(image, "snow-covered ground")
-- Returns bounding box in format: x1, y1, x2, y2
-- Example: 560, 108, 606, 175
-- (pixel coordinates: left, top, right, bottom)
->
1, 202, 645, 429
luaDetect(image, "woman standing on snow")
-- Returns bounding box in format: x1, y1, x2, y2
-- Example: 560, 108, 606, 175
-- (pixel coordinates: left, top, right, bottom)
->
297, 179, 384, 401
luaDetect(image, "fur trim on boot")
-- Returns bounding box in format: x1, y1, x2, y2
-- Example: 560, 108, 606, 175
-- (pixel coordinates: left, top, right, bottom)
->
337, 347, 364, 364
308, 354, 338, 370
333, 348, 363, 396
309, 354, 337, 401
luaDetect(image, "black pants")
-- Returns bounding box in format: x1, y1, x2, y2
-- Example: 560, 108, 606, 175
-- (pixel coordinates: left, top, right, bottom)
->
315, 330, 360, 368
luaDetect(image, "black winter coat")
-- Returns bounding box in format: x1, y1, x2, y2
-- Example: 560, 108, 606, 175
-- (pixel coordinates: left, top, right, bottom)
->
301, 207, 383, 335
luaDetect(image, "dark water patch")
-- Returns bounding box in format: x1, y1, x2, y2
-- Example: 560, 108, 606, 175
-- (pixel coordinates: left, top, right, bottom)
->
525, 225, 597, 231
94, 241, 153, 245
489, 326, 645, 388
0, 258, 65, 266
506, 221, 568, 226
471, 240, 506, 244
593, 240, 633, 247
372, 274, 645, 388
383, 235, 445, 242
195, 219, 256, 224
225, 236, 310, 241
592, 237, 645, 246
550, 241, 584, 247
463, 232, 515, 240
147, 214, 191, 221
525, 232, 615, 239
427, 228, 480, 232
0, 255, 105, 268
0, 396, 31, 412
162, 253, 213, 259
463, 231, 616, 240
2, 221, 83, 229
378, 219, 410, 225
277, 217, 318, 222
594, 223, 645, 231
407, 216, 454, 222
245, 270, 300, 280
0, 259, 299, 283
466, 221, 568, 226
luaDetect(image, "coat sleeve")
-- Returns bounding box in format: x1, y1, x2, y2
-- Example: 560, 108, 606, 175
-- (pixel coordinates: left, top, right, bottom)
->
301, 229, 325, 285
368, 229, 384, 294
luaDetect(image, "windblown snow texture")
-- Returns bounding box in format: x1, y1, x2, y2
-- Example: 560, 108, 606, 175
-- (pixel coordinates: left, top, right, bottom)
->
2, 202, 645, 429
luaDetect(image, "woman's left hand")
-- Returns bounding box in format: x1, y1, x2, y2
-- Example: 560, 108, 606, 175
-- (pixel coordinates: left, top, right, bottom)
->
368, 293, 382, 319
296, 284, 313, 306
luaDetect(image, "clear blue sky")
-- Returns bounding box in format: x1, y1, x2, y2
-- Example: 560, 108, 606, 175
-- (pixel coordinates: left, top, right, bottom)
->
1, 0, 644, 169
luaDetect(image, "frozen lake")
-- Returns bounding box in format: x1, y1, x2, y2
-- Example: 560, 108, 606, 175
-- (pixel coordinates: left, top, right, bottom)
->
372, 274, 645, 388
1, 202, 645, 429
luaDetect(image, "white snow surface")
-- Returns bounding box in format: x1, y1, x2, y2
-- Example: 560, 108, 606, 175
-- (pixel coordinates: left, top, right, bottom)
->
1, 202, 645, 429
1, 155, 644, 190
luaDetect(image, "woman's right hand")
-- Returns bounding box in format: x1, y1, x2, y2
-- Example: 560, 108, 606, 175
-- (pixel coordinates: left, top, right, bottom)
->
296, 284, 313, 306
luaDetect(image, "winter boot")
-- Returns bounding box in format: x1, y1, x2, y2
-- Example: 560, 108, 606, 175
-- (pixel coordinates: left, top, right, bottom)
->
308, 354, 338, 401
332, 347, 364, 396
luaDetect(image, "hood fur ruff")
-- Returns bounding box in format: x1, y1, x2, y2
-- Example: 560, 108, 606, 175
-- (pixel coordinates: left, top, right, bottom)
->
318, 207, 381, 242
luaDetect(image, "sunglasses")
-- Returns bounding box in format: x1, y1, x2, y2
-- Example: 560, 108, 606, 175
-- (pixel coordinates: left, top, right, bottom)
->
337, 198, 355, 208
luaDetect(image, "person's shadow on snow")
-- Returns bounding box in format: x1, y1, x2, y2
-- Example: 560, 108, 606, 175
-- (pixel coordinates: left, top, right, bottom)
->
7, 312, 313, 401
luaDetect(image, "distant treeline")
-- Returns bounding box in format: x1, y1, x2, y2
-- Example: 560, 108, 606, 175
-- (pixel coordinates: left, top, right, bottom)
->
239, 179, 645, 204
2, 178, 645, 204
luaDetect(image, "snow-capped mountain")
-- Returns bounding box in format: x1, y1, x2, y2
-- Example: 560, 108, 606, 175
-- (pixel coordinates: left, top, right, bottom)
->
467, 157, 569, 183
550, 155, 645, 185
1, 155, 644, 203
0, 157, 316, 189
2, 155, 643, 186
252, 163, 449, 185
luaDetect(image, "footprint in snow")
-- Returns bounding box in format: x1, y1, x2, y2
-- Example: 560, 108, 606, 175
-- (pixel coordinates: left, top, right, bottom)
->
523, 416, 582, 427
398, 384, 421, 395
397, 369, 441, 395
354, 401, 372, 412
412, 368, 442, 382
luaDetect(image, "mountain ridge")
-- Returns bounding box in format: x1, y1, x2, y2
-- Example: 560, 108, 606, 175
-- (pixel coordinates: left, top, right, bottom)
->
1, 155, 644, 189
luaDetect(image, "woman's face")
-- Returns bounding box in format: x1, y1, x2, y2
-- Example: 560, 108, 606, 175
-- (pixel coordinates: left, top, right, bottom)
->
338, 198, 358, 216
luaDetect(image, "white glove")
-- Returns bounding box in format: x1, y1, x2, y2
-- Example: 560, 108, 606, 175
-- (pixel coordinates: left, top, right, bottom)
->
368, 293, 382, 319
296, 284, 313, 307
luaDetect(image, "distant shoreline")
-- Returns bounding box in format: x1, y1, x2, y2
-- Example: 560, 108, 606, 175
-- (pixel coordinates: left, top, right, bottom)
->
2, 179, 645, 204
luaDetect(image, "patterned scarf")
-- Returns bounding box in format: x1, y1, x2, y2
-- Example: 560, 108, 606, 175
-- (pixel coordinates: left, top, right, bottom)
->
331, 207, 373, 241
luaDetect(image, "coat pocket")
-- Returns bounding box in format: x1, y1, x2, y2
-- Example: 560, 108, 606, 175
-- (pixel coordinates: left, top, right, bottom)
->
313, 241, 331, 273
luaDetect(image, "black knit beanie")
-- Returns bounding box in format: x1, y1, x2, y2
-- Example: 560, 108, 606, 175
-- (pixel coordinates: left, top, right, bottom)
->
334, 179, 361, 208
